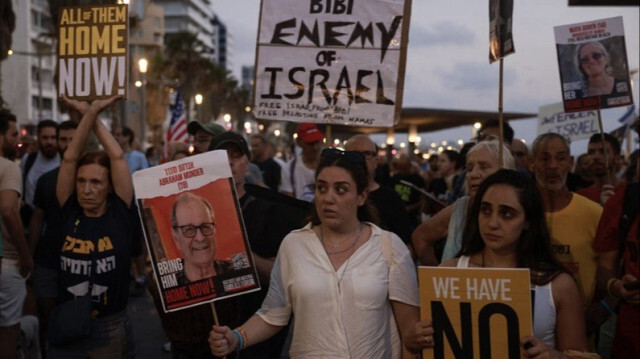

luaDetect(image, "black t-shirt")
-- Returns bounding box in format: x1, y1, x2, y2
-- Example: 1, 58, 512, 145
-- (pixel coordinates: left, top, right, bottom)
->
33, 168, 60, 263
39, 193, 135, 317
254, 159, 281, 192
391, 173, 426, 207
368, 186, 413, 244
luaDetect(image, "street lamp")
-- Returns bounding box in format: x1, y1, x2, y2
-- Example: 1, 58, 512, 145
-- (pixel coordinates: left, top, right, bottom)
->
194, 93, 203, 121
138, 58, 148, 147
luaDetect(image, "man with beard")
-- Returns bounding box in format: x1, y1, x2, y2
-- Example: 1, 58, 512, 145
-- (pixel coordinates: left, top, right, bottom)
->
577, 133, 623, 206
530, 133, 605, 336
27, 121, 77, 357
0, 109, 19, 161
1, 108, 33, 357
20, 120, 59, 227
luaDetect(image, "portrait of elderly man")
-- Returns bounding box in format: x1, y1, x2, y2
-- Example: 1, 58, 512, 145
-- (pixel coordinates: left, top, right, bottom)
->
171, 192, 233, 284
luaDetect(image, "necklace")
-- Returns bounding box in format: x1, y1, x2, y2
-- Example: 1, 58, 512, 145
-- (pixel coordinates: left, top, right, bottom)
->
321, 224, 363, 256
322, 223, 362, 249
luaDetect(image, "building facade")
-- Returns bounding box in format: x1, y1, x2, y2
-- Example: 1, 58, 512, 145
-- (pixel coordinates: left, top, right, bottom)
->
1, 0, 58, 134
155, 0, 215, 56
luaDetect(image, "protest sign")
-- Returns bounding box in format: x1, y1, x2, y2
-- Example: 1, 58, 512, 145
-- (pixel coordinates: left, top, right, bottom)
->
554, 16, 633, 113
419, 267, 532, 359
489, 0, 515, 63
58, 4, 128, 100
538, 102, 599, 141
133, 151, 260, 312
253, 0, 412, 127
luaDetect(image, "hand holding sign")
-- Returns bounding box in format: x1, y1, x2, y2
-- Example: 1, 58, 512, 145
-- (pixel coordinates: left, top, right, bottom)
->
61, 94, 122, 116
404, 319, 435, 352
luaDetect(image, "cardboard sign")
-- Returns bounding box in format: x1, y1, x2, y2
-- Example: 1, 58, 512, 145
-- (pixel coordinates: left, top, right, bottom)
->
58, 4, 128, 100
253, 0, 412, 127
489, 0, 515, 63
554, 16, 633, 113
133, 151, 260, 312
419, 267, 532, 359
538, 103, 599, 141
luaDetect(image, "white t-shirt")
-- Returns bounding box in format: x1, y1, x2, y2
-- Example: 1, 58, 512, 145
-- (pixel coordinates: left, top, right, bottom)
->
20, 152, 59, 208
257, 223, 419, 359
1, 157, 23, 259
279, 158, 316, 202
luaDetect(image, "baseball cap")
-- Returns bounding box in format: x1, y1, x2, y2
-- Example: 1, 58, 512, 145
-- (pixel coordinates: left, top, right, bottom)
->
187, 121, 225, 137
209, 131, 250, 157
296, 123, 324, 144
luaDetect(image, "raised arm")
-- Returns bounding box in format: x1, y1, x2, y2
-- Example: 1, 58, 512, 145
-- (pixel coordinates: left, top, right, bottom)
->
57, 96, 94, 207
92, 108, 132, 206
57, 96, 122, 207
411, 203, 454, 266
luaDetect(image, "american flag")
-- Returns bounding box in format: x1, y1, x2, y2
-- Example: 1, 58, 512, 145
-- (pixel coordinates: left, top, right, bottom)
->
167, 90, 188, 143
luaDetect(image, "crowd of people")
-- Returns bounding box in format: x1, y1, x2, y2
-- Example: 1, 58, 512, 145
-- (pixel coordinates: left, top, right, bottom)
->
0, 98, 638, 359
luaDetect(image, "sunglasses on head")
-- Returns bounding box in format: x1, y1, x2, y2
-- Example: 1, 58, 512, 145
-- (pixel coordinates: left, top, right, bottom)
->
580, 52, 605, 65
321, 148, 365, 164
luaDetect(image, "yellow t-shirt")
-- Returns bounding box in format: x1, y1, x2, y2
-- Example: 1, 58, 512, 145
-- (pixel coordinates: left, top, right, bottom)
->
546, 193, 602, 307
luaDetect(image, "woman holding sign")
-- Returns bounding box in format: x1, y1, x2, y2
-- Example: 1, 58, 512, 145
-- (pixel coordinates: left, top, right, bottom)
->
36, 95, 137, 358
412, 140, 515, 265
437, 170, 588, 357
209, 148, 427, 358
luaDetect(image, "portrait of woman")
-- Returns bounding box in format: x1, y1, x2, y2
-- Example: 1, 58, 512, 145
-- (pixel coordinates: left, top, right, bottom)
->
575, 41, 627, 98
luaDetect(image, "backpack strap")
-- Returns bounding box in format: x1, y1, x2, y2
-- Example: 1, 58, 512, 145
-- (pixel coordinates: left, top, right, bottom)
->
289, 157, 297, 198
381, 229, 392, 271
22, 152, 38, 189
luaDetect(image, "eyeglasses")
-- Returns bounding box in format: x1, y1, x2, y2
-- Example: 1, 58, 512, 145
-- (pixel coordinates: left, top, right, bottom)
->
580, 52, 605, 65
173, 223, 215, 238
357, 151, 377, 160
321, 148, 365, 164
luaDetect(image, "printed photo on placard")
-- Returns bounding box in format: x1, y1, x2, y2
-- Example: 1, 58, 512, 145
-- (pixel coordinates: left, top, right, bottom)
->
57, 4, 128, 100
133, 151, 260, 312
554, 16, 633, 113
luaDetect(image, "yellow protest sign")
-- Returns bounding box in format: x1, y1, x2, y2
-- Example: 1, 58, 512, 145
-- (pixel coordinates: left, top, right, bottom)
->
419, 267, 532, 359
58, 4, 128, 100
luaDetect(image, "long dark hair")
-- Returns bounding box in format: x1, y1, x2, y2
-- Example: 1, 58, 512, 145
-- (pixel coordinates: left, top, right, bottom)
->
309, 149, 379, 226
459, 169, 566, 285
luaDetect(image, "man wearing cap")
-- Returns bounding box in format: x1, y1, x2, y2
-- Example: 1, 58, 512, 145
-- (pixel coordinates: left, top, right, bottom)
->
187, 121, 225, 155
280, 123, 324, 202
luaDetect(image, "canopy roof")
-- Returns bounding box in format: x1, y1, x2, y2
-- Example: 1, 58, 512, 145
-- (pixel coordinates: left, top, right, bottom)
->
321, 107, 536, 138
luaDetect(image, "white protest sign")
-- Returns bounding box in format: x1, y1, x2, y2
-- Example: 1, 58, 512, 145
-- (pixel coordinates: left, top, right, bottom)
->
254, 0, 411, 127
538, 103, 599, 141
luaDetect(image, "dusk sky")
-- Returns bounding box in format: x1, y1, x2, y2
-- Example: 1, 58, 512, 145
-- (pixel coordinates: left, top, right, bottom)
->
212, 0, 639, 154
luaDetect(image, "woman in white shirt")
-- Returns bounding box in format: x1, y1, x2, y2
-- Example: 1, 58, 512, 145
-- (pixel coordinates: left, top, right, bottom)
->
434, 169, 588, 358
209, 148, 430, 358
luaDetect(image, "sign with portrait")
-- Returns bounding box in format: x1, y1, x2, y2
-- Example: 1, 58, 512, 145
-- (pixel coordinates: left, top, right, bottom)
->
57, 4, 128, 100
554, 16, 633, 113
489, 0, 515, 63
419, 267, 532, 359
133, 151, 260, 312
538, 102, 600, 141
253, 0, 412, 127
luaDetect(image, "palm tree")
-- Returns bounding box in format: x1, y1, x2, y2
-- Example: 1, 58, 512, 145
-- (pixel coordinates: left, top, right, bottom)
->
0, 0, 16, 108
